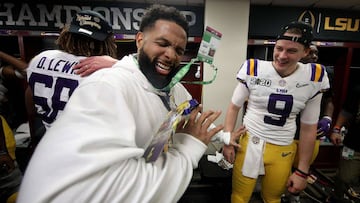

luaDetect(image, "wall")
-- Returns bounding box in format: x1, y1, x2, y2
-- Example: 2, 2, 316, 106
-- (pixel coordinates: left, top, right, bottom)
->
203, 0, 250, 128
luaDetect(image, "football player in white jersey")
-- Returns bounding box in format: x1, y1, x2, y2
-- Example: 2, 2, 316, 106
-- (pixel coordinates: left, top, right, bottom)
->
25, 10, 117, 146
223, 21, 330, 203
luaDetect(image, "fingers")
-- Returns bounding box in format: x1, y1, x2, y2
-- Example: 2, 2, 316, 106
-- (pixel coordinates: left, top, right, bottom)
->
230, 141, 240, 149
228, 126, 246, 149
189, 105, 221, 130
175, 118, 186, 133
74, 58, 94, 77
187, 105, 202, 123
80, 66, 98, 77
228, 153, 235, 164
75, 63, 103, 77
184, 106, 223, 145
316, 129, 324, 137
223, 145, 235, 163
234, 125, 247, 138
73, 57, 93, 70
73, 56, 116, 77
287, 179, 298, 194
197, 110, 221, 129
287, 173, 307, 194
200, 111, 223, 144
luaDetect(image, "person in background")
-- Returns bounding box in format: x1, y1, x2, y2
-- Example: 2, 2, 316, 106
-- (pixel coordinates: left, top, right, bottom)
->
0, 115, 22, 203
0, 51, 27, 80
0, 51, 28, 129
285, 44, 334, 202
222, 21, 330, 202
300, 45, 334, 142
329, 84, 360, 203
300, 44, 318, 64
18, 5, 245, 202
24, 10, 117, 148
0, 51, 27, 203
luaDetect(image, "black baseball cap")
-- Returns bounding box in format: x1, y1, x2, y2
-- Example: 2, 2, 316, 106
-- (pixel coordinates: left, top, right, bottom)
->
276, 21, 313, 46
69, 10, 113, 41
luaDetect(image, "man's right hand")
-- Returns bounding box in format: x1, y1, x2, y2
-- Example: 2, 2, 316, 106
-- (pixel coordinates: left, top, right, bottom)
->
176, 105, 223, 145
223, 144, 236, 164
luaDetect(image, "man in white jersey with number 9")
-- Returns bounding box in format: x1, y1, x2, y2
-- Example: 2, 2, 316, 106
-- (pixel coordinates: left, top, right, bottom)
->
222, 21, 330, 202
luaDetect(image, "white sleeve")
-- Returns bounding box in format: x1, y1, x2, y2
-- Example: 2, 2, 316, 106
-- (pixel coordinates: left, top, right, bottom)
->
300, 93, 322, 124
231, 82, 249, 107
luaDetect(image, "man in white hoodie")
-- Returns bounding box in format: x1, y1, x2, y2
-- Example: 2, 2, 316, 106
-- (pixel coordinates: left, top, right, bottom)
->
18, 4, 245, 203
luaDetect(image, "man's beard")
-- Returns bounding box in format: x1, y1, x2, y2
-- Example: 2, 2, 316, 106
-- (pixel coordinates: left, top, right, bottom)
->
138, 48, 179, 90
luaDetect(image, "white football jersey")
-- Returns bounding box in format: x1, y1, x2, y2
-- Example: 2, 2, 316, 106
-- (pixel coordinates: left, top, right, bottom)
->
236, 59, 330, 145
27, 50, 85, 128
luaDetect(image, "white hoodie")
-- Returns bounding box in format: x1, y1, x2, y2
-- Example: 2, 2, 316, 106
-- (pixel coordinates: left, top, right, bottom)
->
18, 55, 208, 203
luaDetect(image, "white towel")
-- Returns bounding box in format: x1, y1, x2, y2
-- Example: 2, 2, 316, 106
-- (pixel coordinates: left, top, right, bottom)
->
241, 135, 265, 178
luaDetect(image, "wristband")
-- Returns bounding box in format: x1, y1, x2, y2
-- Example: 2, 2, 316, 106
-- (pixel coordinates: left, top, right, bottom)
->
322, 116, 332, 122
294, 171, 308, 179
332, 126, 341, 134
295, 168, 309, 177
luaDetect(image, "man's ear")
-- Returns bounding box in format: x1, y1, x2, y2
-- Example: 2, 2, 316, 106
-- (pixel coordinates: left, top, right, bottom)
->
135, 32, 144, 49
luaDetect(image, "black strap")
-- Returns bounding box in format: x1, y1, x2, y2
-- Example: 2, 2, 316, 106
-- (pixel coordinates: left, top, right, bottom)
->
158, 93, 171, 111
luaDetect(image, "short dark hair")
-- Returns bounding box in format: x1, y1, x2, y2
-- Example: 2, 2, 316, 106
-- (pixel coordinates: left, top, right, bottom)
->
139, 4, 189, 37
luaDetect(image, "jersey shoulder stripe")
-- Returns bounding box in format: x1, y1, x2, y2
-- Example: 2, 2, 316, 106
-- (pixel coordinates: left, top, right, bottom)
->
246, 58, 258, 76
310, 63, 325, 82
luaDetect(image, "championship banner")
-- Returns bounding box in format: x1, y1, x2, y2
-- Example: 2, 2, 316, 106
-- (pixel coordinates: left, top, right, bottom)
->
0, 1, 204, 37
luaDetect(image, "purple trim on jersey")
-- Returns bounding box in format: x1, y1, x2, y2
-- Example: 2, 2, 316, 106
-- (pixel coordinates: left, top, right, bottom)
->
254, 59, 258, 76
246, 59, 258, 76
310, 63, 316, 81
319, 65, 325, 82
310, 63, 324, 82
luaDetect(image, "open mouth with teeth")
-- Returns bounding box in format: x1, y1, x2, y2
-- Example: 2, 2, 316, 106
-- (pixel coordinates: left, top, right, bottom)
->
275, 59, 289, 66
156, 62, 171, 75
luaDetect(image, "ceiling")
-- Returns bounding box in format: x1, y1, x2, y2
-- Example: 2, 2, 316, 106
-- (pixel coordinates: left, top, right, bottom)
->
106, 0, 360, 10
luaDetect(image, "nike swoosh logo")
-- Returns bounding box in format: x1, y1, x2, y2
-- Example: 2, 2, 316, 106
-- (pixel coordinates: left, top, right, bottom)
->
281, 152, 292, 157
296, 83, 309, 88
